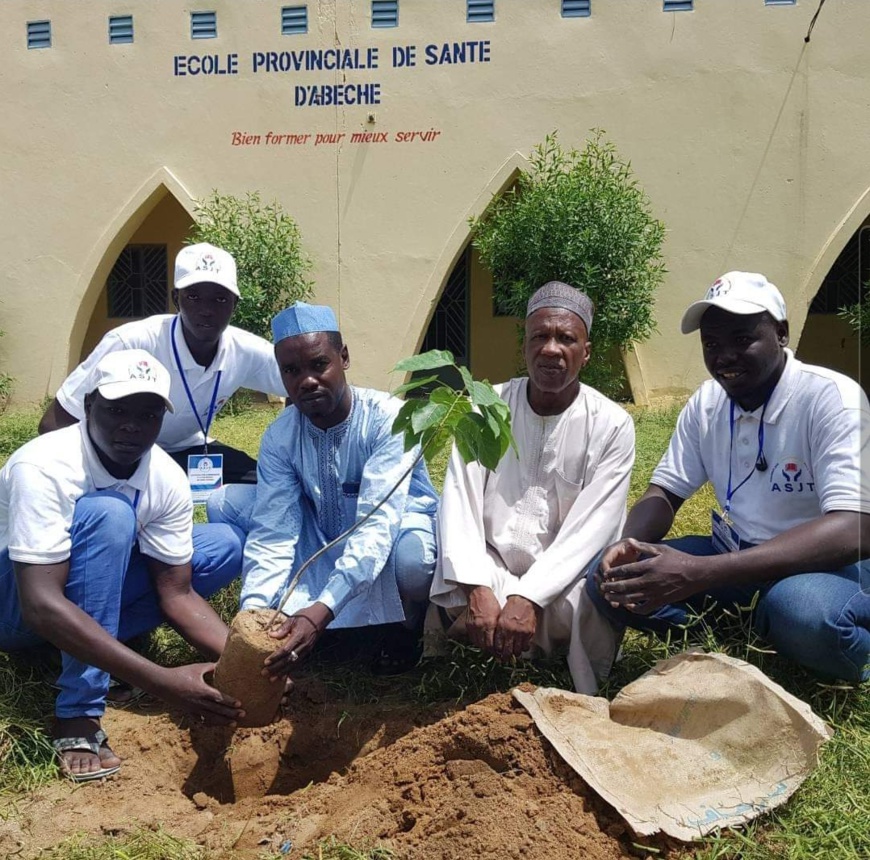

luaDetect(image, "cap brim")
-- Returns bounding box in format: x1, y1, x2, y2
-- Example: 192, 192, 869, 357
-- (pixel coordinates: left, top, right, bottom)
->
97, 382, 174, 413
174, 271, 240, 297
680, 297, 774, 334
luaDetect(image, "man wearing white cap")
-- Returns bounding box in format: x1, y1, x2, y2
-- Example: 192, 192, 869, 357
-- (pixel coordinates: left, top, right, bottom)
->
431, 282, 635, 695
208, 301, 439, 675
591, 272, 869, 682
39, 243, 286, 484
0, 349, 246, 781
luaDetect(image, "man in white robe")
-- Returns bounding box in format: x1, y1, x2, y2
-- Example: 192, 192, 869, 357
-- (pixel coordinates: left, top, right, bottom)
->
431, 281, 634, 693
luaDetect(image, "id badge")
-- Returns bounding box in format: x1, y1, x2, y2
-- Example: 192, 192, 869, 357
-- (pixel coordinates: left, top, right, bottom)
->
188, 453, 224, 503
711, 509, 741, 554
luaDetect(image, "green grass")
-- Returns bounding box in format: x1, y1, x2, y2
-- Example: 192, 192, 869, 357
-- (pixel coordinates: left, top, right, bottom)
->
0, 401, 867, 859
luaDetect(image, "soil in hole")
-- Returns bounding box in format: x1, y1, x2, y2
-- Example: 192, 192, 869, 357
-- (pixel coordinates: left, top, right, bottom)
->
1, 684, 669, 860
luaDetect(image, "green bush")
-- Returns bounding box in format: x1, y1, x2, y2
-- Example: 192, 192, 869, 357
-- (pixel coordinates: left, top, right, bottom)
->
188, 191, 312, 339
838, 290, 869, 347
471, 131, 666, 398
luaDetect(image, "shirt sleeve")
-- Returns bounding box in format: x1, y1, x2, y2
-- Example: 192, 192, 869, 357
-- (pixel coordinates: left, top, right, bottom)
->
650, 392, 708, 502
137, 476, 194, 566
504, 412, 636, 608
810, 384, 870, 515
240, 425, 303, 610
5, 462, 75, 565
55, 330, 129, 420
314, 409, 419, 617
431, 444, 506, 597
241, 333, 287, 398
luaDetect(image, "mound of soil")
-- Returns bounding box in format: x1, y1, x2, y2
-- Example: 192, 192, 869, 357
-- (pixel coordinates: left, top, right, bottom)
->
1, 681, 657, 859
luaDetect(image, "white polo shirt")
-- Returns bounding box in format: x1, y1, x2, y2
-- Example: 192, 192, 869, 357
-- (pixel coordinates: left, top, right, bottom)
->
0, 423, 193, 566
56, 315, 285, 451
653, 350, 870, 545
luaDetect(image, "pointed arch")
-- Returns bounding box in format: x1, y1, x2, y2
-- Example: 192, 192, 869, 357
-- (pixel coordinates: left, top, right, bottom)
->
397, 152, 529, 361
50, 168, 195, 388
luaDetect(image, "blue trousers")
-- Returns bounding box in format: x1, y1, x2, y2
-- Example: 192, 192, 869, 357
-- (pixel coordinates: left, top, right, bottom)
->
0, 491, 242, 718
586, 535, 870, 683
207, 484, 435, 625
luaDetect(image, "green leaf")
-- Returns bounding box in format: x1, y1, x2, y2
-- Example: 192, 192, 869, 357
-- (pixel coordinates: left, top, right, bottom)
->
459, 365, 475, 394
454, 413, 501, 471
391, 375, 439, 397
391, 398, 423, 436
392, 350, 455, 373
411, 401, 450, 435
429, 386, 463, 406
468, 380, 503, 409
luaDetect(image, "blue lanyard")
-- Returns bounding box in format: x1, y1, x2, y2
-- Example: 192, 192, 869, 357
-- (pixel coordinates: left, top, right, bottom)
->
133, 489, 141, 510
724, 398, 768, 515
171, 317, 222, 453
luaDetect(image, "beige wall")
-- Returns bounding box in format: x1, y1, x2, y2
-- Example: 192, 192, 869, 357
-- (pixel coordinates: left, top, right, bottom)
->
1, 0, 868, 403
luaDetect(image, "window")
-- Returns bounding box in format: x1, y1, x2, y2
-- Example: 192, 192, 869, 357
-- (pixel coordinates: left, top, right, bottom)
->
191, 11, 217, 39
109, 15, 134, 44
27, 20, 51, 49
107, 246, 169, 319
562, 0, 591, 17
809, 227, 870, 315
372, 1, 398, 28
663, 1, 693, 10
467, 0, 495, 24
282, 5, 308, 35
765, 1, 796, 5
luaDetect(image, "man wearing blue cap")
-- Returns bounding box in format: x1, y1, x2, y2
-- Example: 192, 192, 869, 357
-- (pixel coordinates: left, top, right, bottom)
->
208, 302, 439, 673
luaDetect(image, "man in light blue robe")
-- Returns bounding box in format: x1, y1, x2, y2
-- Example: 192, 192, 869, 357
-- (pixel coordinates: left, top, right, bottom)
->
208, 302, 438, 673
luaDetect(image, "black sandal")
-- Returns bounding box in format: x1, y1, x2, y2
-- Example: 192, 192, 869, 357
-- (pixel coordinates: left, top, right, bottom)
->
371, 622, 424, 676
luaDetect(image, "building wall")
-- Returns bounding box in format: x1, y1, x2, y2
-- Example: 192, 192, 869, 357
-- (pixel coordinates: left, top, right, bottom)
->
1, 0, 868, 403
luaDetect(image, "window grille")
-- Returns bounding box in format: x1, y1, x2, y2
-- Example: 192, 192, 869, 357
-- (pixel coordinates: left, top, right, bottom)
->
663, 0, 693, 11
282, 6, 308, 34
372, 1, 399, 28
809, 227, 870, 314
562, 0, 591, 17
109, 15, 134, 44
107, 246, 169, 319
421, 249, 469, 365
27, 20, 51, 49
191, 11, 217, 39
467, 0, 495, 24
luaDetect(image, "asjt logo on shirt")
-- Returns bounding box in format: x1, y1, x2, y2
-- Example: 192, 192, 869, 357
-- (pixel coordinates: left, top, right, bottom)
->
769, 458, 815, 494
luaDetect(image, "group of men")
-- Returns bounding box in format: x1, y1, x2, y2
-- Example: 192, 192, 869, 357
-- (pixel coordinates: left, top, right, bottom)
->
0, 243, 866, 783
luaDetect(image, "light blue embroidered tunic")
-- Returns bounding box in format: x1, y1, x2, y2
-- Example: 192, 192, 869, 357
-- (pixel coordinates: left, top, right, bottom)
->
241, 387, 438, 627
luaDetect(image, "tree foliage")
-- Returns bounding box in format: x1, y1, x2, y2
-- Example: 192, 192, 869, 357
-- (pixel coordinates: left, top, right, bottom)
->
838, 290, 869, 347
471, 131, 666, 388
188, 191, 312, 339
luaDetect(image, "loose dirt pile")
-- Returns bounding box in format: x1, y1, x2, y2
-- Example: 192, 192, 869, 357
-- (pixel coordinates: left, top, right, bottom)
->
2, 681, 657, 859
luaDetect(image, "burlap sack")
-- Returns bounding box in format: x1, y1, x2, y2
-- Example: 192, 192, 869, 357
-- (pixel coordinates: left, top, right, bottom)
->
514, 650, 833, 840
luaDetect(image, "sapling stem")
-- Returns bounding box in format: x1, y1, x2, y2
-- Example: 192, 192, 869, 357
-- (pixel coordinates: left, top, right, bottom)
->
267, 392, 463, 629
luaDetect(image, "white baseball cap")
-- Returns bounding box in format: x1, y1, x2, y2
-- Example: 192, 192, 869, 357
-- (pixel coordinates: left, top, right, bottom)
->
88, 349, 174, 412
174, 242, 239, 297
680, 271, 787, 334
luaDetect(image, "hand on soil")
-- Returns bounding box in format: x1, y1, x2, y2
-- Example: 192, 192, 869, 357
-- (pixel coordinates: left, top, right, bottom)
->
264, 603, 334, 679
159, 663, 245, 725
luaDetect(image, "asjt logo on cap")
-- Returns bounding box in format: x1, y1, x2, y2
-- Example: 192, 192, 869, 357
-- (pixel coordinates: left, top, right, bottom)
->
769, 458, 815, 494
706, 277, 732, 299
128, 360, 157, 382
195, 252, 221, 274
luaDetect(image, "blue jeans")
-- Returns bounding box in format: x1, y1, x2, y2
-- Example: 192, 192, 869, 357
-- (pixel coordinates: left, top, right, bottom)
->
207, 483, 435, 625
0, 491, 243, 718
586, 535, 870, 683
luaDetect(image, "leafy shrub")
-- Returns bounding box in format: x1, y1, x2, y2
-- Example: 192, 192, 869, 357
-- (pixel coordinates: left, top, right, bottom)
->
471, 131, 666, 398
188, 191, 312, 339
838, 290, 869, 346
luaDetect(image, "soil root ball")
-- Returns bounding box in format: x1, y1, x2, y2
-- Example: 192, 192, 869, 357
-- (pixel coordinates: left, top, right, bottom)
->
214, 609, 284, 728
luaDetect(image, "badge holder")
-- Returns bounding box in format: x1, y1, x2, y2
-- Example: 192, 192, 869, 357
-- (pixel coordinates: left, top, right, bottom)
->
188, 453, 224, 504
711, 509, 741, 554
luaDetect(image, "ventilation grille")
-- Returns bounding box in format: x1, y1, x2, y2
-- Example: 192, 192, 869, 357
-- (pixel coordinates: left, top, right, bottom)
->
467, 0, 495, 24
27, 20, 51, 49
562, 0, 591, 17
191, 11, 217, 39
282, 6, 308, 35
109, 15, 134, 44
372, 0, 399, 28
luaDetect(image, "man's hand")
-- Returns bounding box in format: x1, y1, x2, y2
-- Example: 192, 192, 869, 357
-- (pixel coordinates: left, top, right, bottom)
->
492, 595, 540, 662
263, 602, 334, 680
600, 540, 703, 614
156, 663, 245, 725
465, 586, 502, 651
599, 538, 647, 575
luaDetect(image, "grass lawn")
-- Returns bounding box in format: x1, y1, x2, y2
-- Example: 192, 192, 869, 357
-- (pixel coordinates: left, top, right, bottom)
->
0, 399, 866, 859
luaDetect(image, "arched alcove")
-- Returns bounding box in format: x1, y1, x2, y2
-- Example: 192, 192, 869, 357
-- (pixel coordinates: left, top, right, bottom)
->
53, 169, 195, 386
